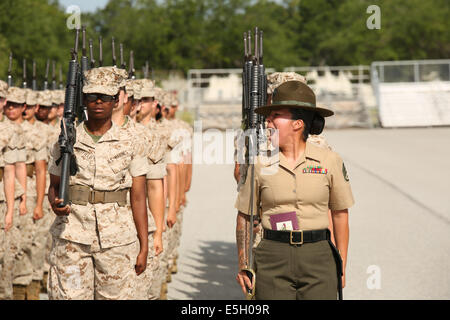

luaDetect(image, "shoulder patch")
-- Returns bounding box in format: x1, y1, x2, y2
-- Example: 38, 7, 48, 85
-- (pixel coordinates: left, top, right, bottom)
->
342, 163, 349, 181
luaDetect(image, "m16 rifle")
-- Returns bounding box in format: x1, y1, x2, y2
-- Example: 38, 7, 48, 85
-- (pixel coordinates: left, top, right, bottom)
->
44, 59, 50, 90
120, 43, 126, 69
89, 39, 95, 69
56, 28, 82, 207
32, 60, 37, 91
98, 36, 103, 67
59, 66, 63, 90
77, 26, 89, 122
7, 52, 13, 87
128, 51, 135, 79
240, 26, 267, 301
112, 37, 117, 67
22, 59, 27, 89
52, 60, 57, 90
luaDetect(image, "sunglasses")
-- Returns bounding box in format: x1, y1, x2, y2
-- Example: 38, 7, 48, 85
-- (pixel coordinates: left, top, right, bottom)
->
6, 102, 25, 108
86, 93, 118, 103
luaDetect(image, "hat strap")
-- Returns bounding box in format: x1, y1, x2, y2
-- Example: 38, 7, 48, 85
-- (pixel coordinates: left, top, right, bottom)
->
272, 100, 315, 108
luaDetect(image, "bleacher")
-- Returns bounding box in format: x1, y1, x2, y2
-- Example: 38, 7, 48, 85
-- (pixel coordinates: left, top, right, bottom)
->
372, 60, 450, 127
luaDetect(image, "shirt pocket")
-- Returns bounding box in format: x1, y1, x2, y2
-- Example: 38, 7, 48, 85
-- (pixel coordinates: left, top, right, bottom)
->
107, 150, 132, 174
73, 145, 94, 180
298, 172, 330, 206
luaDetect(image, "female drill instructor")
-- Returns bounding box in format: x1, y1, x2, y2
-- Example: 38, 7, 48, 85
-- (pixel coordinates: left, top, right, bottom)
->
235, 80, 354, 300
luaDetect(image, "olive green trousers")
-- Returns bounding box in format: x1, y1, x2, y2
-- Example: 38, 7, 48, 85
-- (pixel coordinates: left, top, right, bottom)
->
254, 238, 339, 300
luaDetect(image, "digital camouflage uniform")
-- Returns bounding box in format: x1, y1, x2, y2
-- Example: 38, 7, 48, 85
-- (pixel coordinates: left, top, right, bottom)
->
26, 91, 52, 296
0, 85, 27, 299
133, 81, 170, 299
165, 94, 193, 283
148, 88, 184, 299
128, 79, 168, 299
14, 94, 48, 290
42, 89, 62, 279
47, 67, 150, 300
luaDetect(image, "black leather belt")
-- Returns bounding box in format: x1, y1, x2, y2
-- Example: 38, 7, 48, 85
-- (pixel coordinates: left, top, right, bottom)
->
263, 228, 329, 245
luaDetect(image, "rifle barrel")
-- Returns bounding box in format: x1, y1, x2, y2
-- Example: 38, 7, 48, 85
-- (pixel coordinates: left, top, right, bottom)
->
23, 59, 27, 88
112, 37, 116, 66
120, 43, 125, 69
99, 36, 103, 67
89, 39, 95, 68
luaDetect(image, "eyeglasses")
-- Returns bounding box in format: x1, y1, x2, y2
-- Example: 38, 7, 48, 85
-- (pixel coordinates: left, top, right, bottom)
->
85, 93, 118, 103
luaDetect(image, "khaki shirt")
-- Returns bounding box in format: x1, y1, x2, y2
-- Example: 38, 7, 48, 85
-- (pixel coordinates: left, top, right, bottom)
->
48, 121, 150, 248
235, 142, 354, 231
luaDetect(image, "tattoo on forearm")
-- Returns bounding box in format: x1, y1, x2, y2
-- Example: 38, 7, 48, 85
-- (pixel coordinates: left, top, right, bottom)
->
236, 214, 250, 270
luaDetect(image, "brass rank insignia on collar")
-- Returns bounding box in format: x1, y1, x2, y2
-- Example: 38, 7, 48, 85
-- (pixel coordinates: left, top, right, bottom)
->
303, 165, 328, 174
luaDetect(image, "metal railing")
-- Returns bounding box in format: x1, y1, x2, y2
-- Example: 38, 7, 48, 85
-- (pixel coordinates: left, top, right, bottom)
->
284, 65, 371, 84
371, 59, 450, 83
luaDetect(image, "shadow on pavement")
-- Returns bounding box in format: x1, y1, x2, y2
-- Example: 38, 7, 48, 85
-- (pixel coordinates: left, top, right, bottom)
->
173, 240, 244, 300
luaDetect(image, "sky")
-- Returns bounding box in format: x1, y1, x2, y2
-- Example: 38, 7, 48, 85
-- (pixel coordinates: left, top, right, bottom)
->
58, 0, 109, 13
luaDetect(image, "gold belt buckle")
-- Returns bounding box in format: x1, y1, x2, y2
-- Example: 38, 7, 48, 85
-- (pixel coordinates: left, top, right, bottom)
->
290, 230, 303, 245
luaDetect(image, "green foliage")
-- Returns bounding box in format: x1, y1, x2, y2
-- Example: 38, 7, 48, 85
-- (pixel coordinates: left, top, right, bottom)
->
0, 0, 448, 83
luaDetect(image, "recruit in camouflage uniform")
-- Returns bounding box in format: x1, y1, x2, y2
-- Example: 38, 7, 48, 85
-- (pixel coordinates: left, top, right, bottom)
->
10, 87, 47, 300
19, 88, 49, 300
134, 82, 171, 299
151, 88, 185, 299
110, 74, 166, 300
35, 89, 60, 293
126, 78, 168, 299
0, 85, 27, 300
164, 92, 193, 288
47, 66, 150, 300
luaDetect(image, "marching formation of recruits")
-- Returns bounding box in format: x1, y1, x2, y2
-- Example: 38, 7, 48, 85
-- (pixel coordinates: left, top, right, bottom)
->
0, 64, 193, 300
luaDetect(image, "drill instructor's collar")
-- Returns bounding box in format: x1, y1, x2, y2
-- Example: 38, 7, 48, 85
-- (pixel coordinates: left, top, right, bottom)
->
263, 141, 323, 171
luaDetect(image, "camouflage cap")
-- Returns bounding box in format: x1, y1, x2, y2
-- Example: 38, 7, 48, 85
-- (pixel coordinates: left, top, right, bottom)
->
125, 79, 135, 97
83, 67, 128, 96
267, 72, 306, 94
170, 92, 179, 106
0, 80, 8, 98
153, 87, 164, 102
132, 79, 145, 100
6, 87, 27, 104
25, 89, 39, 106
139, 79, 156, 99
39, 90, 54, 107
158, 90, 171, 107
57, 90, 65, 104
